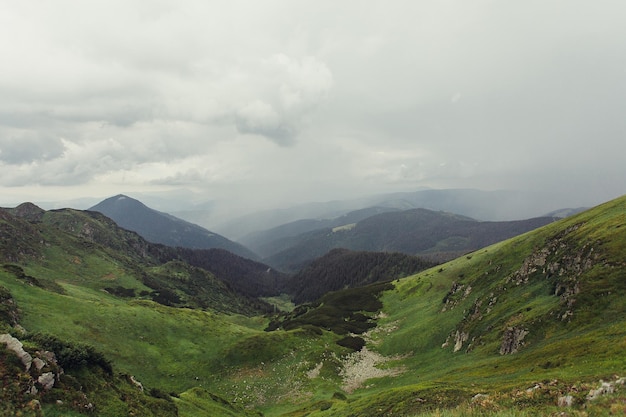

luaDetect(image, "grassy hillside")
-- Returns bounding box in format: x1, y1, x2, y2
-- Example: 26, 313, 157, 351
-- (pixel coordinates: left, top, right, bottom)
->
279, 194, 626, 416
2, 195, 626, 416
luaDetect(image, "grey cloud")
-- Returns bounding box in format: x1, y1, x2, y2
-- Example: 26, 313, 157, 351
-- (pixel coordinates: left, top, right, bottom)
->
234, 101, 297, 146
232, 54, 333, 145
150, 169, 209, 186
235, 120, 297, 147
0, 134, 65, 164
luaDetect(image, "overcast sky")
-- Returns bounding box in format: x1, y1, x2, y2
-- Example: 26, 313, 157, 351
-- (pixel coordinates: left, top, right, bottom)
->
1, 1, 625, 213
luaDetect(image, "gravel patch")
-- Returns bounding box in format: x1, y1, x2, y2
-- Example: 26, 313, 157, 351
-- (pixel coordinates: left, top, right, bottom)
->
339, 347, 406, 393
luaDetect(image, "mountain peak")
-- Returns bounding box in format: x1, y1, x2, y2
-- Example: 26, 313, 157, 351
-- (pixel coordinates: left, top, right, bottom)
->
89, 195, 258, 259
9, 202, 45, 222
100, 194, 145, 206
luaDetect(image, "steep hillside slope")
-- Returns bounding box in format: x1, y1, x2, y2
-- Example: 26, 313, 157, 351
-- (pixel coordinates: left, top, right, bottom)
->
1, 203, 273, 315
265, 208, 556, 272
90, 195, 258, 260
279, 194, 626, 416
45, 202, 286, 300
172, 247, 287, 298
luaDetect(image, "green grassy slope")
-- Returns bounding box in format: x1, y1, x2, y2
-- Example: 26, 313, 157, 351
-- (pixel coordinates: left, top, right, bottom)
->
289, 195, 626, 416
3, 205, 271, 315
1, 267, 353, 416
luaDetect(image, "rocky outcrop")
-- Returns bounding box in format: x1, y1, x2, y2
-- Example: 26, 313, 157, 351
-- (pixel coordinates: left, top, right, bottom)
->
557, 395, 573, 407
442, 223, 606, 355
499, 327, 528, 355
1, 333, 62, 394
0, 285, 20, 326
38, 372, 55, 390
0, 333, 33, 370
129, 375, 144, 392
454, 331, 469, 352
10, 202, 45, 222
441, 282, 472, 312
505, 223, 599, 320
586, 377, 625, 401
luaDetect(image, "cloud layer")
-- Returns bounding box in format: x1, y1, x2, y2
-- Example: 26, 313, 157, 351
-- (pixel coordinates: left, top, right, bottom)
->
1, 1, 625, 212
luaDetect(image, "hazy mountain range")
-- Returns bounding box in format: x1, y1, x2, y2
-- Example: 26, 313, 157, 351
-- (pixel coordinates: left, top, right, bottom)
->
172, 188, 575, 240
84, 193, 563, 276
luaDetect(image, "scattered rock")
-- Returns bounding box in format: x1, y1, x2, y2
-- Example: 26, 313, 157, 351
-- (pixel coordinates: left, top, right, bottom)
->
453, 331, 469, 352
0, 333, 33, 370
38, 350, 58, 366
33, 357, 46, 371
38, 372, 55, 390
306, 362, 323, 379
441, 334, 450, 349
587, 380, 616, 401
526, 383, 541, 393
472, 393, 489, 402
26, 399, 41, 412
130, 375, 144, 392
558, 395, 573, 407
499, 327, 528, 355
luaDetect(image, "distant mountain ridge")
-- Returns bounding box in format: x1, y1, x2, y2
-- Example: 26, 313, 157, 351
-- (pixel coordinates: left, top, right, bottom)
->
183, 188, 566, 240
264, 208, 558, 272
89, 194, 258, 260
240, 206, 401, 258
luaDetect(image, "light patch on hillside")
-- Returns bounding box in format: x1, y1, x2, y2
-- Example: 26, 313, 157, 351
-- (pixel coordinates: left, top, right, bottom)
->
332, 223, 356, 233
339, 347, 406, 393
363, 317, 400, 346
306, 362, 323, 379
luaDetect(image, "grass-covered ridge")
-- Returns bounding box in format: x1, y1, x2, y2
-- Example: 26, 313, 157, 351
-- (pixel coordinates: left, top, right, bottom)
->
292, 195, 626, 416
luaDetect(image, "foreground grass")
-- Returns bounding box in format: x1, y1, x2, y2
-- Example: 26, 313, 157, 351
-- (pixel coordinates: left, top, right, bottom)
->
0, 272, 263, 394
1, 270, 351, 416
